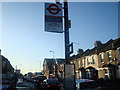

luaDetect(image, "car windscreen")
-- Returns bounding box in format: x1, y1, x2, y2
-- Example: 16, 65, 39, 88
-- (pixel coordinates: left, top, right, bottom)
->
36, 76, 46, 80
80, 81, 100, 89
47, 80, 59, 84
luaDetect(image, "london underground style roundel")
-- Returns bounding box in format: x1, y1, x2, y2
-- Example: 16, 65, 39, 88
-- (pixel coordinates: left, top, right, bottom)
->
45, 3, 62, 16
47, 4, 61, 15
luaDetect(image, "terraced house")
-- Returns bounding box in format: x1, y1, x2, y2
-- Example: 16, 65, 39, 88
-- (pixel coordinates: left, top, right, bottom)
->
43, 58, 65, 79
70, 38, 120, 80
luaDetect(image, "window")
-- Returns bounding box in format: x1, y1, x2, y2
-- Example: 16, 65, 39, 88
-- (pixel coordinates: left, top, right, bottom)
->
2, 61, 6, 68
104, 69, 109, 79
109, 69, 113, 73
82, 60, 84, 66
118, 48, 120, 61
107, 51, 112, 61
92, 56, 95, 64
74, 61, 76, 64
104, 69, 108, 74
109, 68, 115, 79
100, 53, 104, 63
78, 60, 80, 67
87, 58, 90, 65
105, 75, 109, 79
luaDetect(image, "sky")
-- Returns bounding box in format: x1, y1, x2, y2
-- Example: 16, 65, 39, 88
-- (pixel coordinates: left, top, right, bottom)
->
1, 1, 118, 74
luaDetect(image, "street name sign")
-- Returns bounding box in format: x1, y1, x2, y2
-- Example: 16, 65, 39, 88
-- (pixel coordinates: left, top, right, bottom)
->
45, 3, 63, 33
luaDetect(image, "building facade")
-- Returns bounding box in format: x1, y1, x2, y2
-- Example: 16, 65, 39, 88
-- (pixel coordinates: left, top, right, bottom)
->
70, 38, 120, 80
43, 58, 65, 79
43, 38, 120, 80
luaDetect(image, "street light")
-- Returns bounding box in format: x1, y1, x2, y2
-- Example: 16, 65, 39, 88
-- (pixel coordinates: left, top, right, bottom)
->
18, 64, 22, 74
49, 51, 58, 78
19, 64, 22, 69
50, 51, 55, 59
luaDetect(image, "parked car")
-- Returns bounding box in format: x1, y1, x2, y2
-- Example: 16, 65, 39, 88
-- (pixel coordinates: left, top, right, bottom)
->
34, 75, 46, 88
76, 79, 100, 90
41, 78, 62, 90
30, 77, 35, 83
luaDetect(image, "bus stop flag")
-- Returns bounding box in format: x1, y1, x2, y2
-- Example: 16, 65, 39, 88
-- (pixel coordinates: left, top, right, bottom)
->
45, 3, 63, 33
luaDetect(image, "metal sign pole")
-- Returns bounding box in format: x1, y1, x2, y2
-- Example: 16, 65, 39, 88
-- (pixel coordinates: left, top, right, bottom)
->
64, 0, 70, 64
118, 1, 120, 38
63, 1, 75, 90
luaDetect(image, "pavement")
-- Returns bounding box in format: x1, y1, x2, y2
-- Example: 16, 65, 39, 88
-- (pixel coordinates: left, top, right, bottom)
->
0, 84, 9, 90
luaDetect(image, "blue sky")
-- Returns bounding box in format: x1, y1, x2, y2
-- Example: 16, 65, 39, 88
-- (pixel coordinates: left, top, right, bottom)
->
1, 2, 118, 74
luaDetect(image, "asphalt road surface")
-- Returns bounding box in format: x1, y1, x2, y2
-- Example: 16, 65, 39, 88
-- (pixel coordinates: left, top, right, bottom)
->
16, 78, 39, 90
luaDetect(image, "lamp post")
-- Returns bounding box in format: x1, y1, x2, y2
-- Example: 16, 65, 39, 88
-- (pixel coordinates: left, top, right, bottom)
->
50, 51, 58, 78
50, 51, 55, 59
19, 64, 22, 69
19, 64, 22, 74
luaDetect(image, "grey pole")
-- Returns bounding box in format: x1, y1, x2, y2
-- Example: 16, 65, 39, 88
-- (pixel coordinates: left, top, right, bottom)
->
118, 1, 120, 38
64, 0, 70, 64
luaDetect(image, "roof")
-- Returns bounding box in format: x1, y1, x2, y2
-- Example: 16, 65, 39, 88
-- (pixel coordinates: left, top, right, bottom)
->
78, 67, 85, 70
86, 66, 96, 70
97, 38, 120, 53
102, 63, 116, 68
2, 55, 14, 73
97, 39, 113, 53
55, 58, 65, 65
112, 38, 120, 49
44, 58, 65, 73
86, 39, 113, 55
44, 58, 54, 73
76, 49, 91, 59
70, 38, 120, 61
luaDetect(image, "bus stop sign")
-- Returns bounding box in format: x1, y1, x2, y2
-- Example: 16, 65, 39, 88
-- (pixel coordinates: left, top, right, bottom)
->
45, 3, 63, 33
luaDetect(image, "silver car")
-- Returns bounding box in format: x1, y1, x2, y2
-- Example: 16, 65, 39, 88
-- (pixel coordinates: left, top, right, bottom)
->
76, 79, 100, 90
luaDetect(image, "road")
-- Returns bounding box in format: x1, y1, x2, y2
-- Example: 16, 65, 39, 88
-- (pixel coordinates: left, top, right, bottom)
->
16, 78, 39, 90
16, 78, 64, 90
